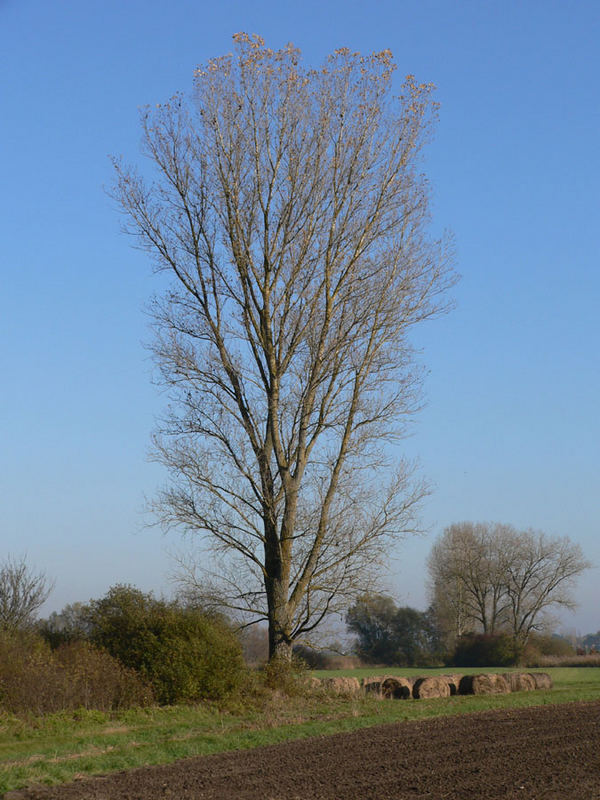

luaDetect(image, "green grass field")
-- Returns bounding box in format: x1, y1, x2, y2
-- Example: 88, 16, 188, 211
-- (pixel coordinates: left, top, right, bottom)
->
2, 667, 599, 795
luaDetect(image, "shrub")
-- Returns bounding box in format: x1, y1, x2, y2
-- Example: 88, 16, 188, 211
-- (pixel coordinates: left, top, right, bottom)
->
143, 611, 246, 704
0, 630, 54, 714
451, 632, 520, 667
523, 653, 600, 668
88, 585, 246, 704
0, 630, 152, 714
521, 633, 574, 664
53, 641, 153, 710
260, 655, 309, 695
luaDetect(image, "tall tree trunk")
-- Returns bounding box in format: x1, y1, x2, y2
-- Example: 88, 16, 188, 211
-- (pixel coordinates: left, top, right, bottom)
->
268, 626, 293, 661
266, 580, 293, 661
264, 529, 293, 661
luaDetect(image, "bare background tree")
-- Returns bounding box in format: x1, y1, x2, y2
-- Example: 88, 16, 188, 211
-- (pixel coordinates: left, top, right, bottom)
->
113, 34, 456, 660
428, 522, 590, 647
0, 555, 54, 631
502, 531, 591, 643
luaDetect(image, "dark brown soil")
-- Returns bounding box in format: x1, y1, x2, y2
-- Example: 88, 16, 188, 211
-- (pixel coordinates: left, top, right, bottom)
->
7, 700, 600, 800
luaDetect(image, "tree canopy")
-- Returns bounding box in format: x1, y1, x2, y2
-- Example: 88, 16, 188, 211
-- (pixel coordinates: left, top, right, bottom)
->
0, 555, 53, 632
113, 34, 455, 660
428, 522, 590, 646
346, 593, 442, 666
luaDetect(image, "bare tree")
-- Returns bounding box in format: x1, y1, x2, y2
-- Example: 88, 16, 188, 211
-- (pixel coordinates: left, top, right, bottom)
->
0, 555, 54, 631
428, 572, 470, 651
113, 34, 456, 660
428, 522, 513, 638
428, 522, 590, 646
503, 531, 591, 643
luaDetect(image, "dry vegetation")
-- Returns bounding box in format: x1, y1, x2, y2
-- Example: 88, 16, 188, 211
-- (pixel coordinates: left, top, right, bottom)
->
0, 632, 152, 714
526, 653, 600, 668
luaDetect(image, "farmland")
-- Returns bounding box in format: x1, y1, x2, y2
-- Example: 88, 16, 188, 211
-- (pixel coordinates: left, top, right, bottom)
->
6, 700, 600, 800
2, 667, 600, 797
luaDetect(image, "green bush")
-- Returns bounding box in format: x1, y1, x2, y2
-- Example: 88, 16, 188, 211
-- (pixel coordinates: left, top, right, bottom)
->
0, 630, 152, 714
88, 585, 246, 704
451, 632, 520, 667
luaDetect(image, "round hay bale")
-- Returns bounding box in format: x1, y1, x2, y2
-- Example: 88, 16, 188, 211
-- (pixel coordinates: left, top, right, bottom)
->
442, 674, 463, 695
302, 675, 323, 691
412, 676, 451, 699
361, 675, 391, 696
458, 673, 510, 695
506, 672, 536, 692
362, 679, 384, 696
381, 677, 412, 699
322, 676, 361, 696
528, 672, 553, 690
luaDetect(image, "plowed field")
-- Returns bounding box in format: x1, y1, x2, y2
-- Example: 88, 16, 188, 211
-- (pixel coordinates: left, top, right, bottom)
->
7, 700, 600, 800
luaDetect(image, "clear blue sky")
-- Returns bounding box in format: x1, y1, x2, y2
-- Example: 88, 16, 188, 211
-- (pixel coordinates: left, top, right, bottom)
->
1, 0, 598, 634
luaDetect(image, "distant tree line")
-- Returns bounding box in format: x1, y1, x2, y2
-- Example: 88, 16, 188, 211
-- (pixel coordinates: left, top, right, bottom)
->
581, 632, 600, 652
346, 594, 443, 666
344, 593, 579, 668
344, 522, 590, 667
0, 513, 591, 714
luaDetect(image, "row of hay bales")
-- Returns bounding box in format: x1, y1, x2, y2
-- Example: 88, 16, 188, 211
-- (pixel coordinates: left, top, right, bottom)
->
313, 672, 552, 699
